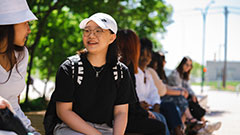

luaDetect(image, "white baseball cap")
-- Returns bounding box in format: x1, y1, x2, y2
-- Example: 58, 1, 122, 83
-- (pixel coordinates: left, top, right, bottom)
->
79, 12, 118, 34
0, 0, 37, 25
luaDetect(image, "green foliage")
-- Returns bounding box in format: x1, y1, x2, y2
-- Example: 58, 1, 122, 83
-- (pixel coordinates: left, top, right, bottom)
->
191, 61, 202, 77
24, 0, 173, 101
20, 97, 48, 112
31, 7, 83, 80
116, 0, 173, 38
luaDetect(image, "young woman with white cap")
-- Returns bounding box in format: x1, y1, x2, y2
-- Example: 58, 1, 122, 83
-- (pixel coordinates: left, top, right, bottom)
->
51, 13, 136, 135
0, 0, 39, 134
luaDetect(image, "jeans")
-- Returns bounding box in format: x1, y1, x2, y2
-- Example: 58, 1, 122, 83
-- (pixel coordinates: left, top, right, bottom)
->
151, 111, 170, 135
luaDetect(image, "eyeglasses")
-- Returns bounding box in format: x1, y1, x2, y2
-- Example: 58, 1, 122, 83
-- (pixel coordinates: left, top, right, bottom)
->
83, 28, 106, 37
185, 63, 192, 67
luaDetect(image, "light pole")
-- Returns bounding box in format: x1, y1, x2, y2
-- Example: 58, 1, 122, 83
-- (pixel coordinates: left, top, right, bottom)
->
222, 6, 228, 88
197, 0, 215, 93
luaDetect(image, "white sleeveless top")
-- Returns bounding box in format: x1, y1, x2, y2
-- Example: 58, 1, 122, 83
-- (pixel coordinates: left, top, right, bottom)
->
0, 47, 31, 128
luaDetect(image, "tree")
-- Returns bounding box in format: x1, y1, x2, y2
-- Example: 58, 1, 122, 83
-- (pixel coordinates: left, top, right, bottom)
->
25, 0, 173, 103
191, 61, 202, 78
31, 8, 83, 99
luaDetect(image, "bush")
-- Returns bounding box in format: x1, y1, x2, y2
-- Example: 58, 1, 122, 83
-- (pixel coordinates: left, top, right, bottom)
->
20, 97, 48, 112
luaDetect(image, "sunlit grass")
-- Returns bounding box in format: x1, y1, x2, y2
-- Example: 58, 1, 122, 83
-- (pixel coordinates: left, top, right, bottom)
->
192, 81, 240, 92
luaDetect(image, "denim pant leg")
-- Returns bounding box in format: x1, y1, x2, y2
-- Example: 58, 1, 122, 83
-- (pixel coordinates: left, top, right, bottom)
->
151, 111, 170, 135
160, 102, 183, 132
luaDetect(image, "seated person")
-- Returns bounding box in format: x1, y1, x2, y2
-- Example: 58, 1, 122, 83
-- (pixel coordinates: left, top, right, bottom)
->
168, 56, 221, 134
0, 0, 39, 134
148, 52, 197, 124
135, 38, 183, 135
50, 13, 136, 135
117, 29, 166, 135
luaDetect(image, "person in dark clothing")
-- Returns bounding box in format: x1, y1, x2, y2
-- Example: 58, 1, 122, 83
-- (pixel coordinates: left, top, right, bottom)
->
52, 13, 136, 135
117, 29, 165, 135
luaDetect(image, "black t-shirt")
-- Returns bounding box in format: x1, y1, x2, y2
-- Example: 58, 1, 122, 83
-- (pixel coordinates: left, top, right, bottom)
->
54, 54, 136, 126
127, 62, 148, 118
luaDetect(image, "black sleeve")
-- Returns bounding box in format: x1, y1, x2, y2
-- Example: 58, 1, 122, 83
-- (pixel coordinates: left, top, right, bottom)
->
128, 102, 149, 117
54, 60, 75, 102
128, 62, 136, 89
127, 63, 148, 117
114, 64, 137, 105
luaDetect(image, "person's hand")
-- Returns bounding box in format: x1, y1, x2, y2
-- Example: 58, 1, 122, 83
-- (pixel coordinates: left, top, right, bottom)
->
153, 104, 160, 113
140, 101, 151, 110
0, 96, 14, 113
183, 89, 189, 99
148, 111, 156, 119
192, 95, 198, 103
94, 130, 102, 135
181, 88, 189, 99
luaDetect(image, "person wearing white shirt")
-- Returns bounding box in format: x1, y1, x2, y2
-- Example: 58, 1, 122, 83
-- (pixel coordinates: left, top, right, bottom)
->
135, 67, 161, 109
0, 0, 39, 134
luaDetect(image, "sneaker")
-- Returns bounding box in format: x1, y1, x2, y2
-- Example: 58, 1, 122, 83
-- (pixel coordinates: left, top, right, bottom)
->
204, 122, 222, 133
197, 128, 211, 135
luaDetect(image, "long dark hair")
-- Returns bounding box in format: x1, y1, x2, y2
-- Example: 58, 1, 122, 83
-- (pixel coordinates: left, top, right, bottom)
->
140, 38, 153, 56
78, 30, 119, 67
116, 29, 140, 73
0, 25, 25, 83
106, 30, 119, 67
148, 52, 168, 84
176, 56, 192, 81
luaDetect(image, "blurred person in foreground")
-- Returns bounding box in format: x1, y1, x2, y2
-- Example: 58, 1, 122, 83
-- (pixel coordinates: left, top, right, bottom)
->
0, 0, 40, 134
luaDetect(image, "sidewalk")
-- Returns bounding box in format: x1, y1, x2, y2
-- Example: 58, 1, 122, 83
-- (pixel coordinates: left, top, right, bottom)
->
192, 85, 240, 135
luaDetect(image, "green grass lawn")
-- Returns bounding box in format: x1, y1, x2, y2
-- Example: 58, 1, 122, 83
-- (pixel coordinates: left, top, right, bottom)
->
192, 81, 240, 92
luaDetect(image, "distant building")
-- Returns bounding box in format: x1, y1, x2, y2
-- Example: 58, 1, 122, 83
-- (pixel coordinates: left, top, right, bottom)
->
206, 61, 240, 81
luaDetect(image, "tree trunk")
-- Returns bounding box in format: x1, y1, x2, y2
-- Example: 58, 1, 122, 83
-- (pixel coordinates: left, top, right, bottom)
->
42, 78, 49, 99
24, 1, 64, 104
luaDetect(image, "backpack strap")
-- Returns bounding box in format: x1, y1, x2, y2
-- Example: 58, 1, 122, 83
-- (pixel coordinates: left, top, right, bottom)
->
67, 54, 83, 85
112, 61, 123, 88
68, 55, 123, 88
44, 54, 83, 135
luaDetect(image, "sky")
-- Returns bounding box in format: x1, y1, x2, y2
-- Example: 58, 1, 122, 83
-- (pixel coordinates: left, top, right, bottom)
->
159, 0, 240, 70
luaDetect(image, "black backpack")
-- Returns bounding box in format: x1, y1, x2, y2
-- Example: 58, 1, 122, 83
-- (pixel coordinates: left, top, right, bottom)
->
0, 108, 29, 135
43, 54, 123, 135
